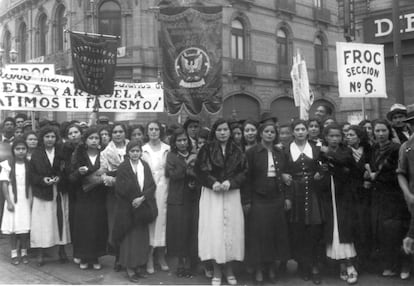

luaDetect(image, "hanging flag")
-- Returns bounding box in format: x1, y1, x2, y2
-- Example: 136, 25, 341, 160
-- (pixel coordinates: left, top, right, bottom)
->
70, 32, 119, 95
159, 6, 223, 115
290, 51, 314, 120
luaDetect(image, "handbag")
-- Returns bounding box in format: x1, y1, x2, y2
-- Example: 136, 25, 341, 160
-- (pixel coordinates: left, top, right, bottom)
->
132, 196, 158, 224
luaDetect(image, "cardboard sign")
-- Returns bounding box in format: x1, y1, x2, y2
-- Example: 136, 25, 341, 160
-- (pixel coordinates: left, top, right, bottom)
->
336, 42, 387, 98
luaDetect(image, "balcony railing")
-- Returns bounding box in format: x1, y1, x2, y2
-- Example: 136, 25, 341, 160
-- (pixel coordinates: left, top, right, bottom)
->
231, 59, 257, 78
275, 0, 296, 15
276, 64, 292, 81
313, 7, 331, 24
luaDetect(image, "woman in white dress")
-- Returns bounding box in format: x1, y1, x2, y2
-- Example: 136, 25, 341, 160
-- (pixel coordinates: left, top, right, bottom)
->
142, 120, 170, 274
30, 126, 70, 266
195, 118, 247, 286
1, 139, 32, 265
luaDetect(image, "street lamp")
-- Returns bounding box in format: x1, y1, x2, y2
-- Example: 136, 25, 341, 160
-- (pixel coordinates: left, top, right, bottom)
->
9, 48, 18, 64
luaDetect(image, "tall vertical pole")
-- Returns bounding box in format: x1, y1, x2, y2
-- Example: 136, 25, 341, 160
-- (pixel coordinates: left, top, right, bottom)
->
393, 0, 404, 104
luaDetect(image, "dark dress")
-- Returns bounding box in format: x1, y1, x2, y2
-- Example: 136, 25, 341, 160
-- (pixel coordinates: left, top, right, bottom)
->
69, 145, 108, 262
349, 146, 372, 264
165, 151, 198, 258
369, 142, 411, 270
245, 143, 290, 266
285, 142, 324, 268
112, 159, 156, 269
320, 145, 356, 245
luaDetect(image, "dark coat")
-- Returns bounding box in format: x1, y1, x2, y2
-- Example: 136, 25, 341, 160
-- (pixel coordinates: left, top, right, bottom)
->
112, 159, 156, 247
29, 145, 65, 201
195, 140, 247, 189
165, 152, 197, 205
369, 142, 410, 222
69, 144, 102, 192
245, 143, 290, 203
320, 145, 356, 243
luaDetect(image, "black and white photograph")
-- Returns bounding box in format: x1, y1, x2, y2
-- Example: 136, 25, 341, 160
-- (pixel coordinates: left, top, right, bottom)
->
0, 0, 413, 285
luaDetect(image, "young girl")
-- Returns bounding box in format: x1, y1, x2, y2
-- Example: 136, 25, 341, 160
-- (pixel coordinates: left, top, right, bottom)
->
320, 124, 358, 284
1, 139, 32, 265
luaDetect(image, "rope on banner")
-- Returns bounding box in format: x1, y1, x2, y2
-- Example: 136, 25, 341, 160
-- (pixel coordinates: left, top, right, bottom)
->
64, 30, 121, 40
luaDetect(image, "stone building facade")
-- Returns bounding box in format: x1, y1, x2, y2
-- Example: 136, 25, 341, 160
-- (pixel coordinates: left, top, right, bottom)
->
0, 0, 347, 125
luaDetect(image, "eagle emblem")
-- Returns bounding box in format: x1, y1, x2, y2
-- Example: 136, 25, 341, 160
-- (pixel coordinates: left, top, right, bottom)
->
175, 47, 210, 88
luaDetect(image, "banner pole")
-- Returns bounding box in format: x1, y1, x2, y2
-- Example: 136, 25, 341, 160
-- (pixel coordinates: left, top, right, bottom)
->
362, 98, 366, 120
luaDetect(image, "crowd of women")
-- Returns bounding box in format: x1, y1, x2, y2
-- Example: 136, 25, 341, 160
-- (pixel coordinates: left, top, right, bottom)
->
0, 109, 413, 285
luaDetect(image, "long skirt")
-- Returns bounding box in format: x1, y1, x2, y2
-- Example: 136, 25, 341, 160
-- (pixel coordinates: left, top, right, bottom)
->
166, 200, 197, 257
31, 186, 70, 248
246, 196, 290, 266
198, 187, 244, 264
119, 224, 150, 269
73, 187, 108, 261
326, 177, 356, 260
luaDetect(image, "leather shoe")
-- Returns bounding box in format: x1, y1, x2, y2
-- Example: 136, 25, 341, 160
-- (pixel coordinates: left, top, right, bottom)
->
128, 274, 140, 283
312, 272, 322, 285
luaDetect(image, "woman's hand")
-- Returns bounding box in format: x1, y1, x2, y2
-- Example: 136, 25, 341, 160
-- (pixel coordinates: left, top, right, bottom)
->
212, 181, 221, 192
314, 172, 322, 181
103, 174, 115, 186
320, 146, 329, 153
221, 180, 231, 192
6, 201, 14, 212
132, 196, 145, 208
284, 199, 292, 210
282, 173, 292, 186
43, 177, 54, 185
52, 176, 60, 184
79, 166, 88, 175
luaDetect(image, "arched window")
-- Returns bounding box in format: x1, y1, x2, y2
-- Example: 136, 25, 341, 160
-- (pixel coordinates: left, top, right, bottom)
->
55, 5, 66, 51
3, 30, 11, 64
231, 19, 245, 60
314, 35, 327, 70
277, 28, 288, 65
19, 23, 27, 62
98, 1, 121, 36
38, 14, 48, 57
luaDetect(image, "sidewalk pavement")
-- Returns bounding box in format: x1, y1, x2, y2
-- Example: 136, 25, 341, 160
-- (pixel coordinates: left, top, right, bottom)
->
0, 235, 411, 285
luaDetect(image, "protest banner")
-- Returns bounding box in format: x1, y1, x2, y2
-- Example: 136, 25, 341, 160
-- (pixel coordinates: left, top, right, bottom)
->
4, 64, 55, 76
159, 6, 223, 115
336, 42, 387, 98
70, 31, 119, 95
0, 70, 163, 112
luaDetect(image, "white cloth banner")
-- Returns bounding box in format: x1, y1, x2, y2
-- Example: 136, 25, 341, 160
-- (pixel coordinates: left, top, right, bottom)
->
0, 70, 164, 112
336, 42, 387, 98
290, 52, 313, 120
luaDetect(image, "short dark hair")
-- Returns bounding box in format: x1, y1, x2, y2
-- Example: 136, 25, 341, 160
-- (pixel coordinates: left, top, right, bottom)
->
372, 119, 393, 140
145, 120, 165, 140
3, 117, 15, 126
15, 113, 28, 121
170, 127, 192, 153
38, 125, 60, 147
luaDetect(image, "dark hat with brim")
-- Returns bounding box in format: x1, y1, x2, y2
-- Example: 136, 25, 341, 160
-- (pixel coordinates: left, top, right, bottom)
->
402, 104, 414, 123
259, 112, 278, 124
386, 103, 407, 121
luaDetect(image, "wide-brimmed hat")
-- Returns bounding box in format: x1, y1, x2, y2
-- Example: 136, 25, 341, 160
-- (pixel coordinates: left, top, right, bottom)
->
259, 112, 278, 124
386, 103, 407, 121
402, 104, 414, 123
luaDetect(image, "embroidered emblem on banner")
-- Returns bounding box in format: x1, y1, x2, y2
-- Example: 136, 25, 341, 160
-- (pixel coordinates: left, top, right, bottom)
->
175, 47, 210, 88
